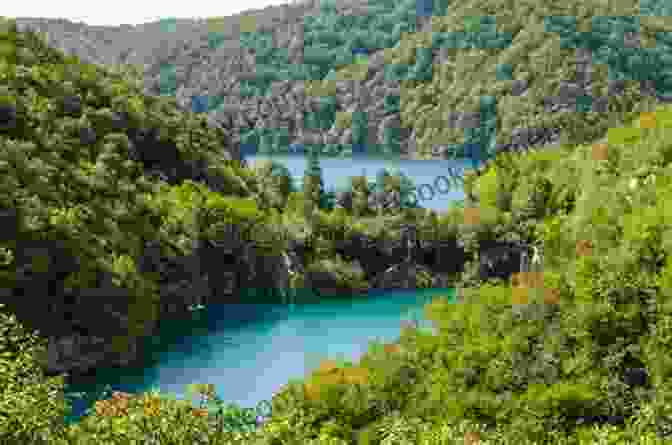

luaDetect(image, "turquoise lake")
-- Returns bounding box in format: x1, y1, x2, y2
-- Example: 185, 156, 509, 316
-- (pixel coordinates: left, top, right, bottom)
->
61, 154, 467, 424
62, 288, 456, 424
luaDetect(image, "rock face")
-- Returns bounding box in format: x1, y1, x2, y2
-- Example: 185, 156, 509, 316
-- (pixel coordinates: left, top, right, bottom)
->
193, 224, 291, 305
334, 230, 468, 285
478, 241, 532, 283
333, 233, 403, 280
419, 238, 466, 275
8, 268, 152, 377
369, 262, 436, 289
9, 214, 515, 379
6, 222, 293, 378
39, 333, 142, 378
304, 269, 350, 298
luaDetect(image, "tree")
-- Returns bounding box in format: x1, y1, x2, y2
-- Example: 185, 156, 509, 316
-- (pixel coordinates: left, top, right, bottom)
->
372, 167, 392, 215
258, 129, 274, 156
397, 171, 419, 209
0, 304, 72, 443
375, 168, 390, 194
351, 110, 369, 154
270, 161, 297, 196
350, 174, 371, 217
303, 146, 326, 217
420, 208, 440, 241
252, 159, 296, 211
381, 125, 402, 158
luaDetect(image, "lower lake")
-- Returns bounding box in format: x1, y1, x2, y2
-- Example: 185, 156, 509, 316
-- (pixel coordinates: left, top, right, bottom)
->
62, 287, 456, 424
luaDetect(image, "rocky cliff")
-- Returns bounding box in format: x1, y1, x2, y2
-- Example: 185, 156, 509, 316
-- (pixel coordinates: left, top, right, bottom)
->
19, 222, 515, 379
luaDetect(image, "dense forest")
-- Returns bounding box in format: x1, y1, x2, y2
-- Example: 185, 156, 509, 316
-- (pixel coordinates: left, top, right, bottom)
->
4, 0, 672, 443
17, 0, 672, 162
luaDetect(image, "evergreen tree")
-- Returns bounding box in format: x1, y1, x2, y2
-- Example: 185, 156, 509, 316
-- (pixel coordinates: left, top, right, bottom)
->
316, 96, 337, 131
254, 160, 296, 211
381, 126, 402, 158
271, 162, 297, 196
350, 174, 371, 217
321, 185, 337, 211
397, 171, 419, 209
302, 146, 326, 214
258, 129, 274, 155
351, 110, 369, 154
374, 167, 391, 214
375, 168, 390, 194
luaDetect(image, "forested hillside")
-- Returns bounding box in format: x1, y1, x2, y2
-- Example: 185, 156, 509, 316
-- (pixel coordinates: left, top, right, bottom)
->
0, 15, 461, 444
5, 0, 672, 444
13, 0, 672, 163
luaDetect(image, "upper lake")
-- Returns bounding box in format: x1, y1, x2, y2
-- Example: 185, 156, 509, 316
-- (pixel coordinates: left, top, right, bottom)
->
243, 154, 480, 212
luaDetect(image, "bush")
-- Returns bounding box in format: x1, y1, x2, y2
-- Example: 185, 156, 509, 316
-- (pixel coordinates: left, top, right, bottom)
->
0, 304, 72, 445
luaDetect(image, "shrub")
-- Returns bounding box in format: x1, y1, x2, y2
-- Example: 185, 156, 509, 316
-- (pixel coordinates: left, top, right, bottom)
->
0, 304, 72, 445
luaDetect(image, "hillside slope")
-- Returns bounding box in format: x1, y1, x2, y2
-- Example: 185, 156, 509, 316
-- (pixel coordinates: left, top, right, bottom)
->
0, 15, 283, 378
256, 102, 672, 445
7, 2, 672, 445
11, 0, 672, 164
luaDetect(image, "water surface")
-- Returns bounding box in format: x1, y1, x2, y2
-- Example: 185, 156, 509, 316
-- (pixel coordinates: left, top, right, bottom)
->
244, 154, 477, 212
63, 288, 455, 423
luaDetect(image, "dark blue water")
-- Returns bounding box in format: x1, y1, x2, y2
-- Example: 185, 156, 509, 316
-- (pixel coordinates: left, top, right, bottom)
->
62, 288, 455, 424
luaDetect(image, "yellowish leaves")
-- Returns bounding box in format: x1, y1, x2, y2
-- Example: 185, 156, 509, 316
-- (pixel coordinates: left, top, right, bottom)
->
463, 206, 481, 226
93, 391, 133, 418
205, 17, 228, 34
544, 287, 562, 305
305, 79, 337, 97
575, 239, 594, 257
334, 60, 369, 82
303, 359, 371, 401
239, 15, 257, 33
342, 366, 369, 385
190, 407, 209, 418
510, 271, 561, 305
317, 359, 340, 375
510, 271, 544, 288
591, 143, 609, 161
511, 284, 529, 305
638, 112, 658, 130
464, 431, 481, 445
141, 394, 163, 418
383, 342, 403, 355
334, 111, 353, 129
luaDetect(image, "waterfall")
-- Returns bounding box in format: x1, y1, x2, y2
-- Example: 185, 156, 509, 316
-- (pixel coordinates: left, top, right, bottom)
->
520, 249, 529, 274
282, 251, 298, 310
519, 244, 544, 274
531, 245, 544, 273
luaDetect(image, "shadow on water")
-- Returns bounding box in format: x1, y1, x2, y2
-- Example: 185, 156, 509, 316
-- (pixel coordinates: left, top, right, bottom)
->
61, 300, 292, 424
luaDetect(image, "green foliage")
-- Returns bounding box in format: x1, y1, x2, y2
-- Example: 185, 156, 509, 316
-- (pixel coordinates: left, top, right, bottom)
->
303, 147, 328, 215
247, 103, 672, 445
415, 268, 434, 288
9, 4, 672, 444
0, 304, 72, 445
307, 254, 369, 292
250, 159, 296, 211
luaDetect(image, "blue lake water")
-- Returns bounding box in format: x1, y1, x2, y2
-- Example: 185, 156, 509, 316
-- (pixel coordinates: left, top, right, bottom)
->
60, 154, 467, 424
243, 154, 482, 212
62, 288, 455, 424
